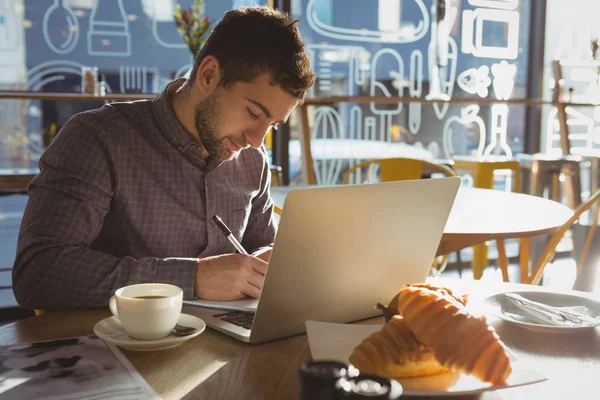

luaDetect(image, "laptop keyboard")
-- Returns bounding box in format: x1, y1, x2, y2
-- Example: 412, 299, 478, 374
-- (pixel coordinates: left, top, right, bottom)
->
212, 311, 255, 330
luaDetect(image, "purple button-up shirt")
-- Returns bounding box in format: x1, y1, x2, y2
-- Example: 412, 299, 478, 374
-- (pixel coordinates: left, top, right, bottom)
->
12, 79, 277, 310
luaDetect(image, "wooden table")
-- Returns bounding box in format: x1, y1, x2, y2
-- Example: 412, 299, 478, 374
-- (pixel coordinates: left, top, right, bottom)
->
271, 186, 573, 283
1, 278, 599, 399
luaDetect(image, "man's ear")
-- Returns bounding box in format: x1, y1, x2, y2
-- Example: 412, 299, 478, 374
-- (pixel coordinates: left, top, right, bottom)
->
194, 56, 221, 93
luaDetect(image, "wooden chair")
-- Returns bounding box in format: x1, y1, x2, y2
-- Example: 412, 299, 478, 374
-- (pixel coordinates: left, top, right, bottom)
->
528, 188, 600, 286
343, 157, 456, 185
342, 157, 457, 276
270, 166, 284, 187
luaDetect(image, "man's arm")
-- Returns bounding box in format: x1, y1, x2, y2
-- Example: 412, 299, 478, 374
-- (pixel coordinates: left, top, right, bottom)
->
12, 113, 198, 310
241, 146, 277, 256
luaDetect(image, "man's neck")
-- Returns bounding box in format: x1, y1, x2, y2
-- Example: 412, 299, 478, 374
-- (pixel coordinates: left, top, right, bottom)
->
170, 82, 210, 160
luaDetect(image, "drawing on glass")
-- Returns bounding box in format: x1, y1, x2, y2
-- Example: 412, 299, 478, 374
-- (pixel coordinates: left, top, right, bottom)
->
428, 36, 457, 119
484, 104, 512, 156
26, 60, 85, 91
409, 50, 423, 134
310, 106, 345, 185
457, 66, 491, 98
306, 44, 370, 96
491, 60, 517, 100
0, 0, 24, 84
306, 0, 429, 43
88, 0, 131, 56
467, 0, 519, 10
461, 7, 520, 60
370, 48, 404, 142
43, 0, 80, 55
141, 0, 188, 49
443, 105, 486, 158
426, 0, 457, 119
546, 107, 595, 153
119, 66, 160, 93
0, 0, 20, 51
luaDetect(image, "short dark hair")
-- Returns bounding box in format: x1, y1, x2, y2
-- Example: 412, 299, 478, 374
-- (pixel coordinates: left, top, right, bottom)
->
190, 6, 316, 101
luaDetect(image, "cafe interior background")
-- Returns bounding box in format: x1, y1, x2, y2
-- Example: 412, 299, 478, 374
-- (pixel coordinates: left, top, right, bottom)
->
2, 0, 600, 323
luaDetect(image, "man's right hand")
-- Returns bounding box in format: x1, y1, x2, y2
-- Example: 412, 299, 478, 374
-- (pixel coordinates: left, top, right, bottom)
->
195, 253, 267, 301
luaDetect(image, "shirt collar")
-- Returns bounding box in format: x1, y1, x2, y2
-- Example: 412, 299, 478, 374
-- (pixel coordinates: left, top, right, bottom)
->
152, 78, 197, 154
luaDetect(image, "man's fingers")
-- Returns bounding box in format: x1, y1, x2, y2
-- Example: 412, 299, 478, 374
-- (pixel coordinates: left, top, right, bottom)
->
250, 258, 268, 275
241, 281, 261, 298
246, 269, 265, 290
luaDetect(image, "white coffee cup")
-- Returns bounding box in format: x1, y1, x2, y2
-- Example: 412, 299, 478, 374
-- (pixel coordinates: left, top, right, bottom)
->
108, 283, 183, 340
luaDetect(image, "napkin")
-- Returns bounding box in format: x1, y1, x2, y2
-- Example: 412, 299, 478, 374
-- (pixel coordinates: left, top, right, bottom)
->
506, 296, 599, 326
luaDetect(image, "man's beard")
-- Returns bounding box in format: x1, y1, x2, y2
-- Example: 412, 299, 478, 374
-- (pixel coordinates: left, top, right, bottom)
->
194, 91, 234, 161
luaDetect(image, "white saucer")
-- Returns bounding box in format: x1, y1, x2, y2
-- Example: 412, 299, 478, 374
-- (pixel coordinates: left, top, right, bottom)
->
484, 291, 600, 333
93, 313, 206, 351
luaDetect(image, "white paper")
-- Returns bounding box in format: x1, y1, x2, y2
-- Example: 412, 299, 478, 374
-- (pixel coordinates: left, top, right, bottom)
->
305, 320, 546, 396
0, 335, 161, 400
183, 298, 258, 312
506, 297, 600, 326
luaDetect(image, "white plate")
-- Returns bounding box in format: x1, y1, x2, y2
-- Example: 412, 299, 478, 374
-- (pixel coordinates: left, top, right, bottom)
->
93, 313, 206, 351
305, 321, 546, 396
484, 291, 600, 333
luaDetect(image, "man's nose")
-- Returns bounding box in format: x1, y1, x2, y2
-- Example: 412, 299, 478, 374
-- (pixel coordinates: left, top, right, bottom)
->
246, 123, 272, 149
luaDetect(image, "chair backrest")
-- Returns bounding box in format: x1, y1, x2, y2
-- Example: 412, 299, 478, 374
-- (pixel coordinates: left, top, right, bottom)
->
343, 157, 456, 185
270, 166, 283, 187
529, 189, 600, 286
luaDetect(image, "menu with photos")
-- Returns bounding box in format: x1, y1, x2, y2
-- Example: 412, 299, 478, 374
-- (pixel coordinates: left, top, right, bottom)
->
0, 334, 160, 400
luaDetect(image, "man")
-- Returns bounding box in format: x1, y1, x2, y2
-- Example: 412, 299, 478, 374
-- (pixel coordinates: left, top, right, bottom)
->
12, 6, 316, 310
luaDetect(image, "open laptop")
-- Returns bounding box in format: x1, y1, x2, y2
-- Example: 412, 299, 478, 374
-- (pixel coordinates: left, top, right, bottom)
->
183, 177, 461, 343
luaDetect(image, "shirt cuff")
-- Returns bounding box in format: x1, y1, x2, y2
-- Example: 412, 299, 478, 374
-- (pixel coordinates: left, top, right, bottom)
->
158, 258, 199, 300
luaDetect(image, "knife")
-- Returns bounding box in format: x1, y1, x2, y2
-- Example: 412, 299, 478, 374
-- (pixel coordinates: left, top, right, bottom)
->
505, 293, 599, 325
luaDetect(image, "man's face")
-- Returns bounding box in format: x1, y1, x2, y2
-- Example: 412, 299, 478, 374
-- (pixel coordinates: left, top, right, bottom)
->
194, 72, 299, 161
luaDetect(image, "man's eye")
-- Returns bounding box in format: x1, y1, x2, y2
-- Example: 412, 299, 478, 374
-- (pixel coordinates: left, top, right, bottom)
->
247, 108, 259, 120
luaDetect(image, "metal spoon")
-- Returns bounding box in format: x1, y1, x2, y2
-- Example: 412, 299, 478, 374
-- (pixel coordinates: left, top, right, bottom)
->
172, 324, 197, 336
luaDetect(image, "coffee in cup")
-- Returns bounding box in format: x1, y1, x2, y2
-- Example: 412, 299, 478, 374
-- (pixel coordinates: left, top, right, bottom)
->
109, 283, 183, 340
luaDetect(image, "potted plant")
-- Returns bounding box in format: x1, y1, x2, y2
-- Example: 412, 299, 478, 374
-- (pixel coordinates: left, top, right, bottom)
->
173, 0, 211, 57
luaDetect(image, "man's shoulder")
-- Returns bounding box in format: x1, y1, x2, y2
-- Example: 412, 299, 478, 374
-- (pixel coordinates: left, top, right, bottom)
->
237, 145, 270, 168
65, 101, 153, 140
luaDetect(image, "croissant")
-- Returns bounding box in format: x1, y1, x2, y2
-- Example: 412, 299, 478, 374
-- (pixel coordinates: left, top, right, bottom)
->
349, 316, 449, 378
377, 283, 468, 322
395, 284, 512, 384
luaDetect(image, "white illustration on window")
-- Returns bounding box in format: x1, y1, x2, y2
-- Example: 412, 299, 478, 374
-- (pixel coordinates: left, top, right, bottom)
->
457, 65, 491, 98
491, 60, 517, 100
87, 0, 131, 56
43, 0, 79, 55
443, 105, 486, 158
484, 104, 512, 157
306, 0, 429, 44
467, 0, 519, 10
409, 50, 423, 134
461, 8, 520, 60
306, 44, 370, 96
426, 0, 457, 119
370, 48, 404, 142
545, 106, 595, 154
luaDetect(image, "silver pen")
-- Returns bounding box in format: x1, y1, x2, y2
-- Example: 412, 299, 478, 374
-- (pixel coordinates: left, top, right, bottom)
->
211, 215, 248, 254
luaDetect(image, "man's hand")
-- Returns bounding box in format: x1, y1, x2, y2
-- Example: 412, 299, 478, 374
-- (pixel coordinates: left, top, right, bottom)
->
252, 248, 272, 263
195, 253, 267, 301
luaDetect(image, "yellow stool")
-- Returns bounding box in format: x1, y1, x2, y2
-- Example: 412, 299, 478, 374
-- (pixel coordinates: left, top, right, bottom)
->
452, 156, 522, 280
517, 154, 582, 209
